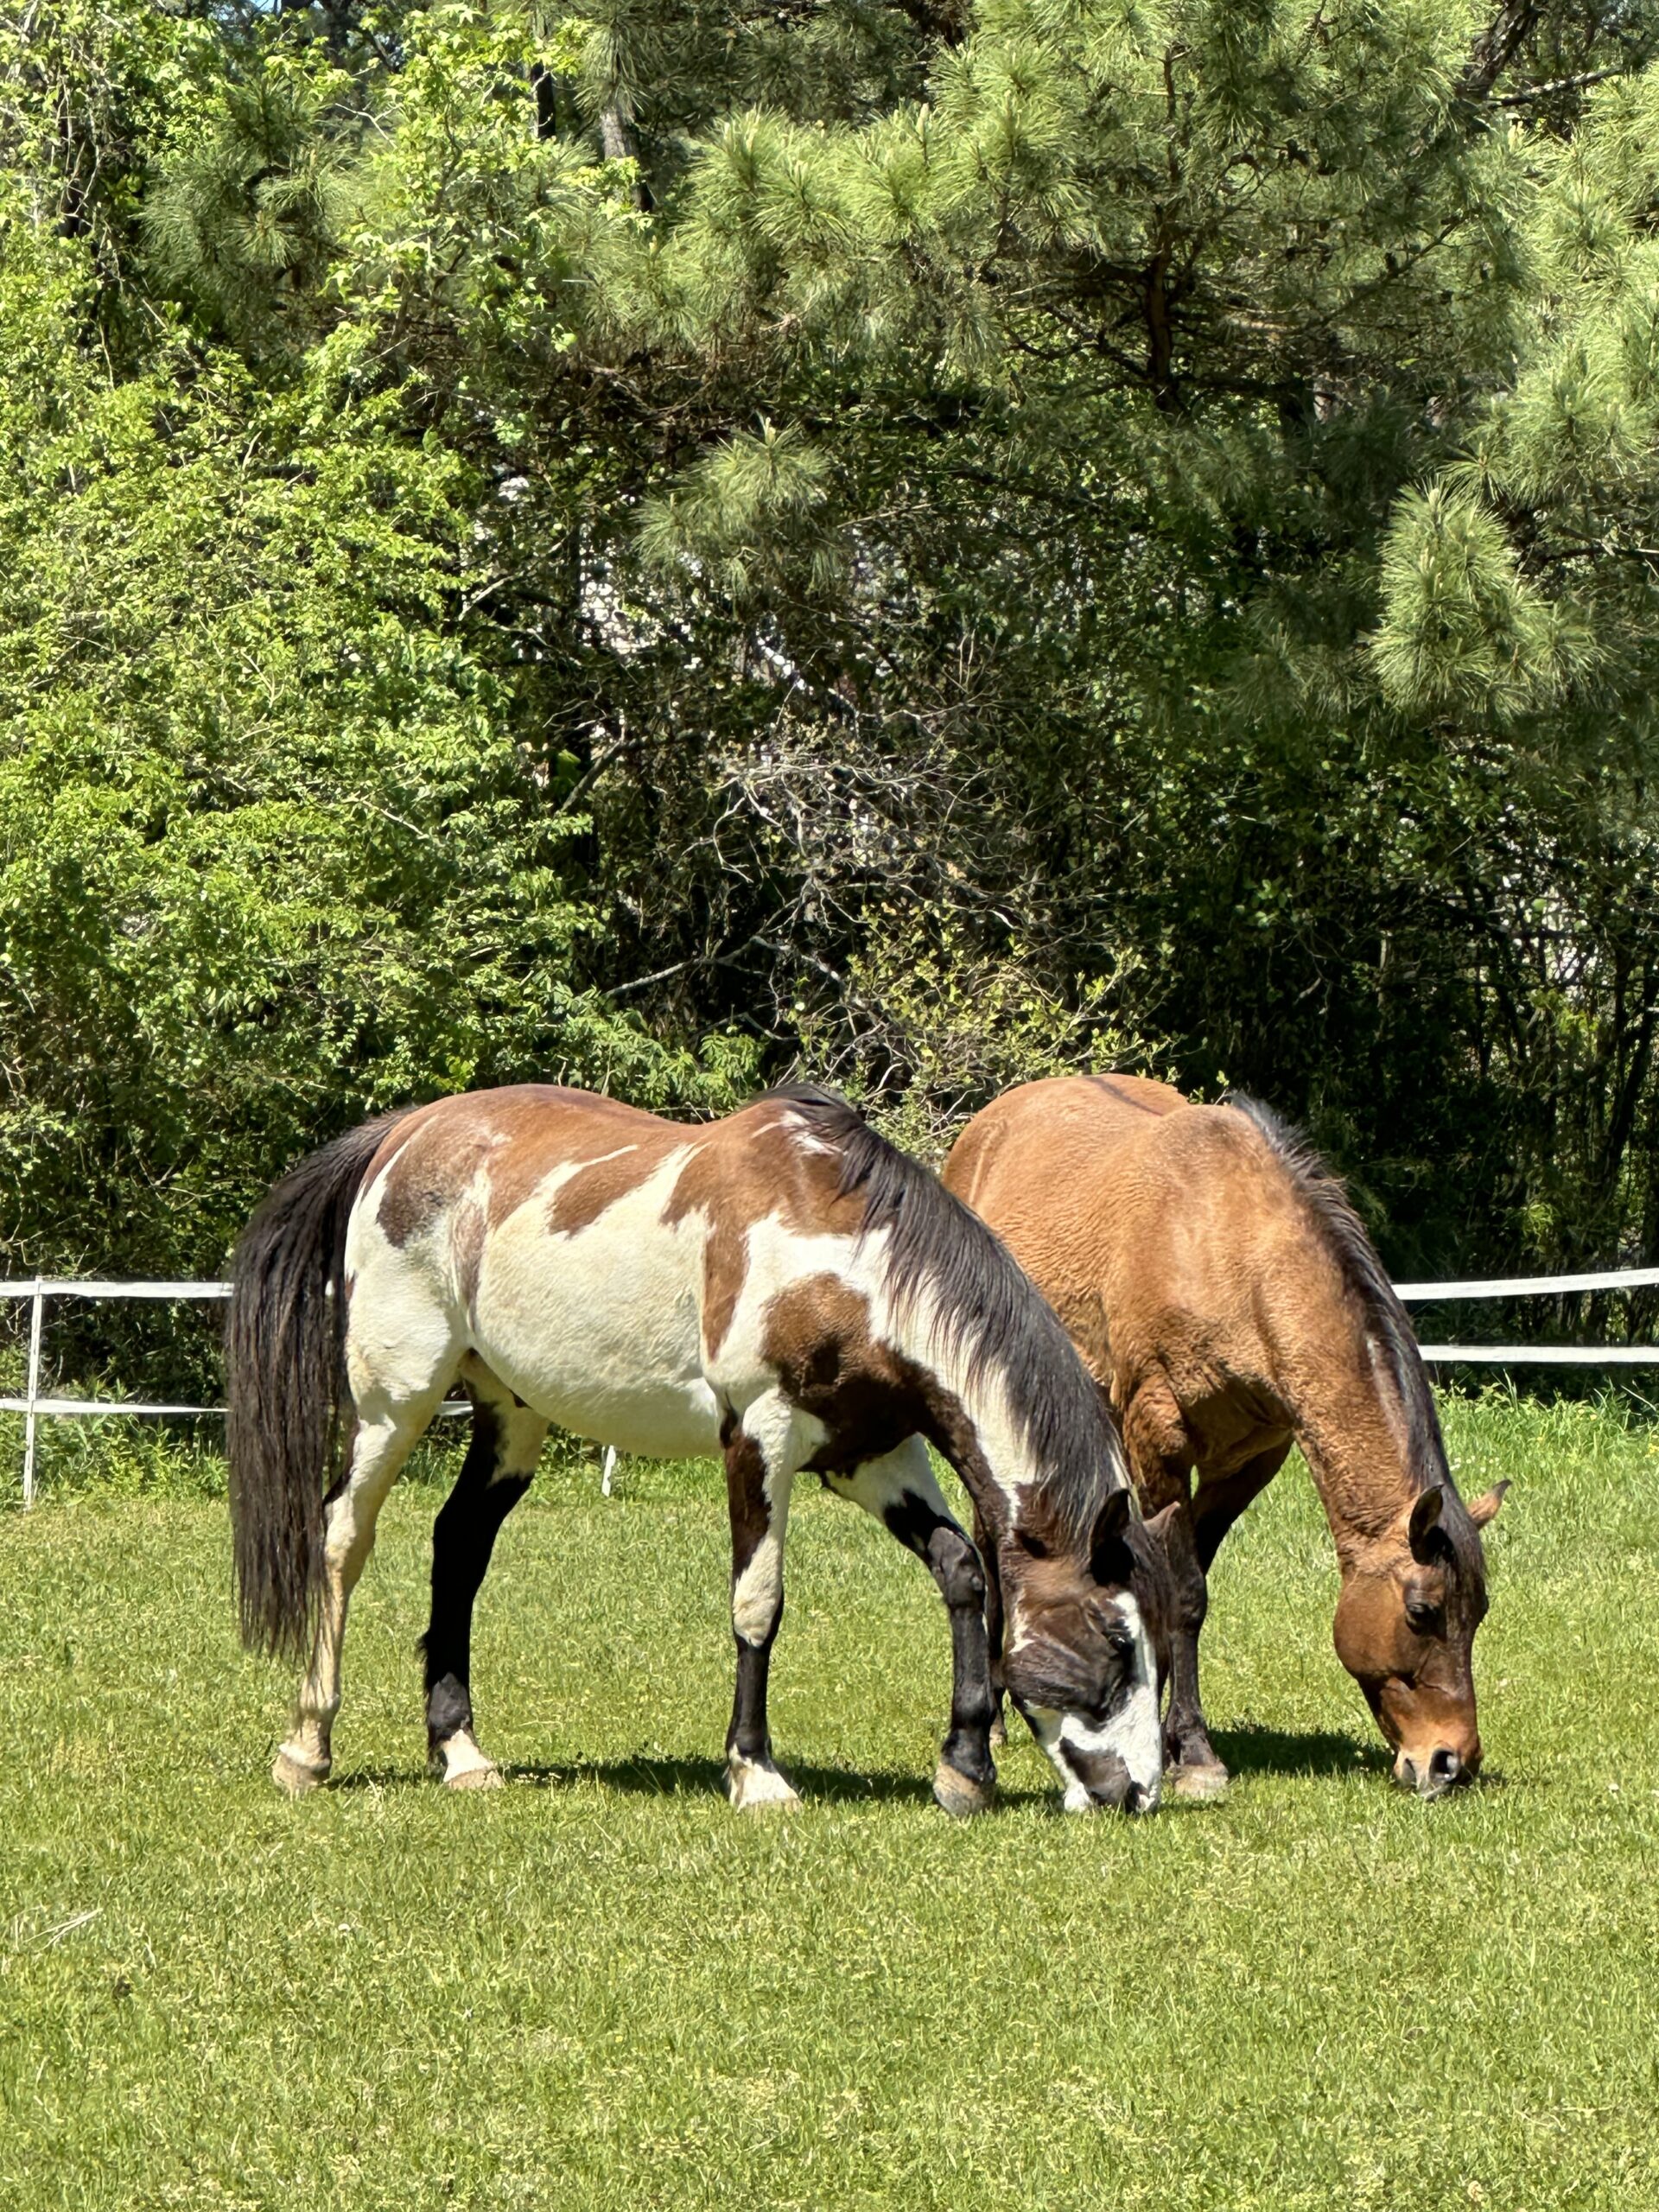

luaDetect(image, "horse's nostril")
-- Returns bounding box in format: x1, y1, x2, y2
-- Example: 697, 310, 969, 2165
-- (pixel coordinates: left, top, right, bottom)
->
1067, 1744, 1135, 1810
1427, 1746, 1462, 1787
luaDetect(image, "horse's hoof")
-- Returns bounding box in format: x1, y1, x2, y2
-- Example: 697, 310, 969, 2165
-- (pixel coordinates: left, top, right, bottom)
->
1167, 1762, 1230, 1802
272, 1748, 328, 1797
727, 1758, 802, 1812
933, 1759, 995, 1818
446, 1762, 504, 1792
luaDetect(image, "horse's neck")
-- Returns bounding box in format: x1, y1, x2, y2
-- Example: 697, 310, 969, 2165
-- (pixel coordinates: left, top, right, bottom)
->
1273, 1302, 1424, 1568
889, 1300, 1102, 1559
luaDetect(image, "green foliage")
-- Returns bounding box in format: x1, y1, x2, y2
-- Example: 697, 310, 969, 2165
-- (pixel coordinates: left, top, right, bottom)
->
141, 57, 358, 349
3, 0, 1659, 1346
1376, 72, 1659, 717
0, 207, 755, 1294
802, 916, 1167, 1159
1374, 484, 1582, 712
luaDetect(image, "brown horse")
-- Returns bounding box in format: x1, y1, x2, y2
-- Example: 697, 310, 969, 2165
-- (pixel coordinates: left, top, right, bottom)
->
943, 1075, 1506, 1800
226, 1084, 1169, 1817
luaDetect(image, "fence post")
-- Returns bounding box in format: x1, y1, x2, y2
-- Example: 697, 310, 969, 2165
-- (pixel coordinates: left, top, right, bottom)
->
22, 1279, 43, 1510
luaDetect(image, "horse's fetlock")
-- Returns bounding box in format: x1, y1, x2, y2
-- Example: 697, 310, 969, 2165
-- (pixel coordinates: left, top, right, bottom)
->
935, 1542, 986, 1611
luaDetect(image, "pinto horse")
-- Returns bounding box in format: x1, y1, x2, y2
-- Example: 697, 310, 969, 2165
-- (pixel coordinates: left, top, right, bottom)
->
226, 1084, 1167, 1816
944, 1076, 1507, 1801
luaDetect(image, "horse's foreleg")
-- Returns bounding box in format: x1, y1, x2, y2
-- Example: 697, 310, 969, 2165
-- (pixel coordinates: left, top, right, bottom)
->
1148, 1484, 1226, 1797
423, 1377, 547, 1789
274, 1402, 426, 1796
1154, 1442, 1290, 1797
1121, 1395, 1224, 1796
971, 1499, 1007, 1747
722, 1396, 799, 1811
830, 1440, 996, 1817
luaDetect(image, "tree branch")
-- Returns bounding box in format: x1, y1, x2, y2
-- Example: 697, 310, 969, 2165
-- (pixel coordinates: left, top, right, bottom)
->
1462, 1, 1543, 99
1491, 65, 1628, 105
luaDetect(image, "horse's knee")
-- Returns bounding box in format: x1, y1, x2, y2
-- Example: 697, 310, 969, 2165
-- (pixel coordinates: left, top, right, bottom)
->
1171, 1543, 1207, 1628
732, 1545, 785, 1647
930, 1527, 986, 1611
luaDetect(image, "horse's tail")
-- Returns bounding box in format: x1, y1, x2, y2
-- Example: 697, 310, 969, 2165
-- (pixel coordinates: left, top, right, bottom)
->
226, 1112, 413, 1660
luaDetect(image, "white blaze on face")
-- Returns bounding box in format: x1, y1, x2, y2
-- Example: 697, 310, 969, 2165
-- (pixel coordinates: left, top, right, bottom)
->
1025, 1593, 1163, 1814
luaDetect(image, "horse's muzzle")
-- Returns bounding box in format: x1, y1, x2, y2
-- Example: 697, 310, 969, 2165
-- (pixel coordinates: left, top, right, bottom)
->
1394, 1745, 1477, 1798
1064, 1743, 1154, 1815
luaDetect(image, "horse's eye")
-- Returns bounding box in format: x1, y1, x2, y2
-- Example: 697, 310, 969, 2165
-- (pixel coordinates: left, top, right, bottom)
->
1406, 1599, 1445, 1637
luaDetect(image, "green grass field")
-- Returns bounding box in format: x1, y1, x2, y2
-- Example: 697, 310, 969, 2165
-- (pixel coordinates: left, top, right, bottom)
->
3, 1393, 1657, 2211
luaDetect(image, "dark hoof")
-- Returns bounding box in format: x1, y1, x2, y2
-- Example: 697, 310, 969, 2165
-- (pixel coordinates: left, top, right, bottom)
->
933, 1759, 995, 1818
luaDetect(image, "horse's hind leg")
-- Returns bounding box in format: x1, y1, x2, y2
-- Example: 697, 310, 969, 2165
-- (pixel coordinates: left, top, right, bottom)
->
422, 1366, 547, 1789
274, 1398, 435, 1796
827, 1438, 996, 1817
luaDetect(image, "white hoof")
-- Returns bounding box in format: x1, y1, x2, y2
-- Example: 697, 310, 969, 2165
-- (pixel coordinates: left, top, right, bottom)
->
446, 1763, 504, 1792
435, 1730, 502, 1790
727, 1758, 802, 1812
272, 1747, 329, 1797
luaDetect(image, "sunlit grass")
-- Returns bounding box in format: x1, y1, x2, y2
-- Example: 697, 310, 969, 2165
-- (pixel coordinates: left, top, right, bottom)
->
3, 1393, 1656, 2210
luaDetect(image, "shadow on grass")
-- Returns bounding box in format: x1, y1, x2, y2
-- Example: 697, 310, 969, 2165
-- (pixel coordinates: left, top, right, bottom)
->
332, 1751, 1053, 1809
1209, 1724, 1391, 1781
514, 1754, 931, 1806
1210, 1725, 1510, 1795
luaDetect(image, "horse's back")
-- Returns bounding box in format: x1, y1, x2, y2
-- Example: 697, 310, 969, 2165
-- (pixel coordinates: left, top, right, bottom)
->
946, 1078, 1316, 1439
944, 1077, 1198, 1357
342, 1084, 870, 1458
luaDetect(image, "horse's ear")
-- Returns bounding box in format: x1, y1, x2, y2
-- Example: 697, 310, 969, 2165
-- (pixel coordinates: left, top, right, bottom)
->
1143, 1499, 1181, 1548
1090, 1488, 1135, 1585
1408, 1484, 1446, 1562
1467, 1479, 1510, 1529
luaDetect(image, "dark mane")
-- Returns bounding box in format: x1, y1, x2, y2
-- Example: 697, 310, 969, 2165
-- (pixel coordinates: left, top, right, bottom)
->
761, 1084, 1123, 1544
1221, 1095, 1470, 1525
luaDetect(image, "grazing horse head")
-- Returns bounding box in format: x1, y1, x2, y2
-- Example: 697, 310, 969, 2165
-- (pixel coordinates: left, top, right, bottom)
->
998, 1488, 1173, 1813
807, 1084, 1168, 1813
1205, 1094, 1514, 1798
1333, 1478, 1508, 1796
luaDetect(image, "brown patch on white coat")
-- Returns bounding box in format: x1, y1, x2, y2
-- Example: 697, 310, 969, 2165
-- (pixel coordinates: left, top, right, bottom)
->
226, 1084, 1165, 1817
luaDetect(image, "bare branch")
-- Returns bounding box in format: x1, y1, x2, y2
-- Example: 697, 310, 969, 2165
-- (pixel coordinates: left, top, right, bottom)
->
1462, 1, 1544, 99
1491, 65, 1629, 105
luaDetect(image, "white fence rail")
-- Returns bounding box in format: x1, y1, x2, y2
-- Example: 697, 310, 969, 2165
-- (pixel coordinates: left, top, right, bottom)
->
4, 1265, 1657, 1506
1, 1279, 232, 1507
1393, 1267, 1659, 1300
0, 1278, 478, 1507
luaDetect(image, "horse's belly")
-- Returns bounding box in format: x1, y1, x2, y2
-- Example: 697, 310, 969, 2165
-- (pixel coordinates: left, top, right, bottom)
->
469, 1171, 725, 1461
499, 1348, 723, 1459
